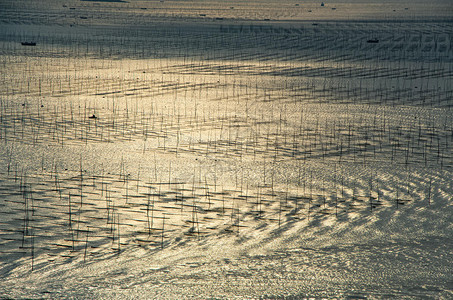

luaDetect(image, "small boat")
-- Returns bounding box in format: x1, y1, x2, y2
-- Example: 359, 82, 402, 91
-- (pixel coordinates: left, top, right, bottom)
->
367, 39, 379, 43
21, 42, 36, 46
88, 114, 97, 119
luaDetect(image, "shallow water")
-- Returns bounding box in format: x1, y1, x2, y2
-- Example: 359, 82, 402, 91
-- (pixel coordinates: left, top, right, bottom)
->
0, 0, 452, 298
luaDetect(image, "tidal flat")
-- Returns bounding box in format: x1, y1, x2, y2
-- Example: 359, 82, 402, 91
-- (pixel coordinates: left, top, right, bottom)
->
0, 0, 452, 298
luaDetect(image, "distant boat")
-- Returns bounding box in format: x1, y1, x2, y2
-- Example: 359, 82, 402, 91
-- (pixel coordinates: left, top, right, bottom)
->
367, 39, 379, 43
21, 42, 36, 46
89, 114, 97, 119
